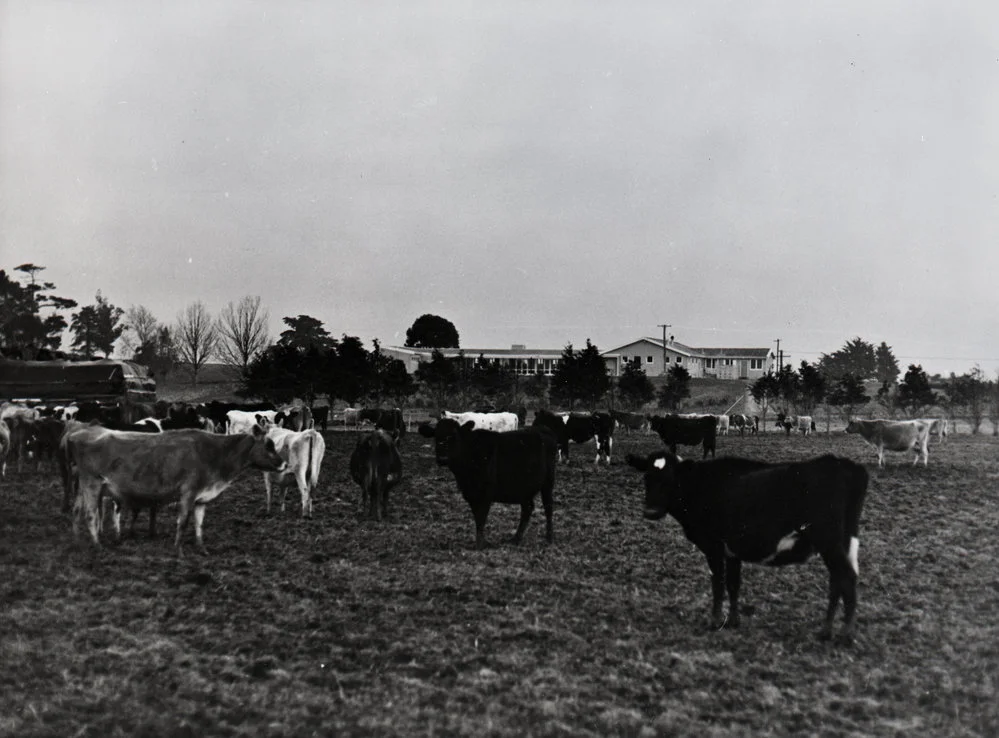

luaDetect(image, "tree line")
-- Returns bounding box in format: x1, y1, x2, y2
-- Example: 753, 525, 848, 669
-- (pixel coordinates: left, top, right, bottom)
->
2, 264, 998, 430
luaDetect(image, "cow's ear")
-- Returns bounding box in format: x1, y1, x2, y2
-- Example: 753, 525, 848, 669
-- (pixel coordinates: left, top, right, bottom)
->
417, 422, 436, 438
625, 454, 649, 472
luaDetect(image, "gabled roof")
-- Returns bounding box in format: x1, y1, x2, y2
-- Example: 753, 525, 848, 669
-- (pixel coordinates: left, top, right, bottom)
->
601, 337, 698, 357
601, 338, 772, 361
697, 348, 772, 359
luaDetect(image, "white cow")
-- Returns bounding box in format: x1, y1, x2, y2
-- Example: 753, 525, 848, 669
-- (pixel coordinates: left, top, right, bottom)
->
440, 410, 519, 432
927, 418, 949, 444
263, 427, 326, 517
227, 409, 280, 435
716, 414, 730, 436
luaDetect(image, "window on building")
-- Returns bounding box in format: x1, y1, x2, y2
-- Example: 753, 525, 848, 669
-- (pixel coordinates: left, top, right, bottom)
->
750, 358, 763, 370
646, 356, 654, 364
676, 356, 683, 364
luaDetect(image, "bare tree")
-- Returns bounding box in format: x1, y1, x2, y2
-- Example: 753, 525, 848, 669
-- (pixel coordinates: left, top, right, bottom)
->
120, 305, 160, 357
175, 301, 218, 385
216, 296, 269, 374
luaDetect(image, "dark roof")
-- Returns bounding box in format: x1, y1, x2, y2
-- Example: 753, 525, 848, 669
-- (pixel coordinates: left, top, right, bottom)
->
0, 359, 156, 400
697, 348, 772, 358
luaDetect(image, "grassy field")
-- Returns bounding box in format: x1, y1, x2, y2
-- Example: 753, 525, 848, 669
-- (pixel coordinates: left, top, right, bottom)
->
1, 427, 997, 736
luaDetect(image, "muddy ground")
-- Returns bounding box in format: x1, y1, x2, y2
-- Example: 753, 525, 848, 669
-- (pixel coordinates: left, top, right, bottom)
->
1, 428, 997, 736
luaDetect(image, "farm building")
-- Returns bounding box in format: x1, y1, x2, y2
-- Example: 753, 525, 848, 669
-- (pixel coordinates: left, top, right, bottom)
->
384, 337, 773, 380
382, 345, 564, 376
600, 337, 774, 379
0, 358, 157, 403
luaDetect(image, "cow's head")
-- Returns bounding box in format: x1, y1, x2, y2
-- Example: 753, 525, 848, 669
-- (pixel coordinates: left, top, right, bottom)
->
250, 424, 287, 471
418, 417, 463, 466
626, 451, 682, 521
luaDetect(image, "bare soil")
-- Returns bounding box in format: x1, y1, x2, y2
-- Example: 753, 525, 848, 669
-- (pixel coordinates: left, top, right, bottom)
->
1, 428, 997, 736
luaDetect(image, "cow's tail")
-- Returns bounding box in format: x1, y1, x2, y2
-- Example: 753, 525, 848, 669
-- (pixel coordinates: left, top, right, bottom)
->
842, 459, 868, 576
363, 453, 381, 518
306, 431, 315, 487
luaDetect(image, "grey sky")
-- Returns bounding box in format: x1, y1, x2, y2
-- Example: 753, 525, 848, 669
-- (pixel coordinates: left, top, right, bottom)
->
2, 2, 997, 375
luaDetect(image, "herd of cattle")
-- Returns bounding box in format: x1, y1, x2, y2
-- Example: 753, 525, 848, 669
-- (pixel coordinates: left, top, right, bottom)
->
0, 398, 957, 642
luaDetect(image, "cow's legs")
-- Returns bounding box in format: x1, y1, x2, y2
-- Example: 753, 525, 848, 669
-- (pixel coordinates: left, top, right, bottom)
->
192, 503, 208, 554
706, 553, 727, 630
76, 479, 102, 546
368, 477, 382, 521
263, 472, 273, 513
819, 548, 857, 643
725, 556, 742, 628
511, 499, 535, 544
174, 498, 193, 554
471, 503, 490, 550
295, 468, 311, 519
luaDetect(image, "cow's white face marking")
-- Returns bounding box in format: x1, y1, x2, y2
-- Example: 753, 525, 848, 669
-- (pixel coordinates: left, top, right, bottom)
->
848, 536, 859, 575
653, 457, 666, 470
775, 530, 800, 554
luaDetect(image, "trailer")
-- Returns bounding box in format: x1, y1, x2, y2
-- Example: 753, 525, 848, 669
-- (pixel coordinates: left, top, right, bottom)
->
0, 358, 156, 405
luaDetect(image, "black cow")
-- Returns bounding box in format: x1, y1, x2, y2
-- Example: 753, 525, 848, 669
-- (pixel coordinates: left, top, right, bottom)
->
611, 410, 649, 434
359, 407, 406, 443
275, 406, 314, 432
419, 419, 558, 549
648, 414, 717, 459
626, 451, 868, 643
311, 406, 330, 432
349, 430, 402, 521
531, 409, 615, 464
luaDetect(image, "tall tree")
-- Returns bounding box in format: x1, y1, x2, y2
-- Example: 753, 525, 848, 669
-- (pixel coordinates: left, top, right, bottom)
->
897, 364, 937, 418
948, 367, 989, 435
875, 381, 901, 418
797, 361, 827, 415
416, 348, 460, 410
70, 291, 125, 358
550, 340, 609, 409
278, 314, 336, 352
658, 364, 691, 411
989, 372, 999, 437
0, 265, 77, 356
617, 358, 655, 409
175, 301, 218, 385
469, 355, 516, 407
134, 325, 177, 380
874, 342, 900, 385
216, 296, 269, 373
369, 339, 415, 405
750, 371, 781, 429
775, 364, 801, 414
404, 314, 459, 349
120, 305, 160, 358
819, 337, 877, 381
826, 372, 869, 422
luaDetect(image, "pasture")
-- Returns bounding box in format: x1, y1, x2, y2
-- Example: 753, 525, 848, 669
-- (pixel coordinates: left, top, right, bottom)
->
1, 428, 997, 736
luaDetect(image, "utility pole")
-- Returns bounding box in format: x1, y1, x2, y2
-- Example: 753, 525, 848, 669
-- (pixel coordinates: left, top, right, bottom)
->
774, 339, 781, 373
658, 324, 672, 376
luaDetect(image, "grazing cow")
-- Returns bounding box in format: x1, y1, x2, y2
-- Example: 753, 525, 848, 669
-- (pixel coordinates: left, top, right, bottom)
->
0, 420, 9, 479
440, 410, 519, 433
845, 419, 931, 467
263, 427, 325, 517
648, 414, 717, 459
611, 410, 649, 434
311, 406, 330, 432
359, 407, 406, 442
67, 426, 285, 553
928, 418, 949, 443
729, 414, 759, 436
626, 450, 868, 643
531, 409, 615, 464
419, 419, 558, 549
349, 430, 403, 521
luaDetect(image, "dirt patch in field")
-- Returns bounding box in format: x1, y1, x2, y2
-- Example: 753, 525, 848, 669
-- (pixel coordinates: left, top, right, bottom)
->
1, 429, 997, 736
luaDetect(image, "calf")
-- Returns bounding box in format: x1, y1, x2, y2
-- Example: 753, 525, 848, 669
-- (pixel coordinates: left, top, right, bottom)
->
648, 414, 717, 459
928, 418, 949, 444
845, 419, 931, 467
729, 414, 759, 436
263, 427, 325, 517
419, 419, 558, 549
25, 416, 65, 470
67, 426, 285, 554
349, 430, 403, 521
626, 451, 868, 643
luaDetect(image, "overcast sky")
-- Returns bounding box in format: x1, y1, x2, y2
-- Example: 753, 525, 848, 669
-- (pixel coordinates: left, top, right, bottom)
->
2, 2, 998, 376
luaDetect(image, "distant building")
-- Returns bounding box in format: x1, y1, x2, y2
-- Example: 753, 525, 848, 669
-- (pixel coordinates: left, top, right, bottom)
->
382, 345, 564, 376
384, 338, 773, 380
600, 337, 774, 380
